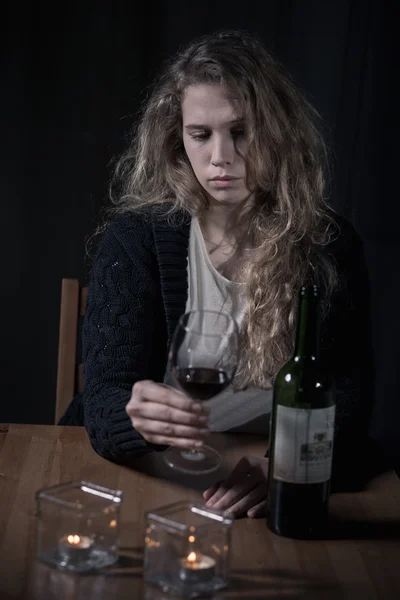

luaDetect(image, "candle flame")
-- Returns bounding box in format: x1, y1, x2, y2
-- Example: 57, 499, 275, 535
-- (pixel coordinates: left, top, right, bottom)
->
187, 551, 197, 563
67, 534, 81, 545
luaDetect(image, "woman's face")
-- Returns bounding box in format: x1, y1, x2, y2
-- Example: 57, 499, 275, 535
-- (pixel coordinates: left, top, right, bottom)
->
181, 84, 254, 207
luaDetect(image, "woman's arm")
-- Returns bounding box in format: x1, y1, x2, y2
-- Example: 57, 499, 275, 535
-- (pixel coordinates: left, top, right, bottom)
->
324, 217, 382, 490
82, 214, 167, 463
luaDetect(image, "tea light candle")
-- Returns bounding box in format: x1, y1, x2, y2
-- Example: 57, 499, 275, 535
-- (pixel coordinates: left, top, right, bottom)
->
58, 534, 93, 562
179, 551, 216, 583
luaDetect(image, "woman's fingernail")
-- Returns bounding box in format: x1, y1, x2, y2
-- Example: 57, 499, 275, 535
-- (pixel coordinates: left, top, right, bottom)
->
198, 416, 209, 424
192, 403, 202, 413
199, 428, 210, 435
194, 440, 204, 447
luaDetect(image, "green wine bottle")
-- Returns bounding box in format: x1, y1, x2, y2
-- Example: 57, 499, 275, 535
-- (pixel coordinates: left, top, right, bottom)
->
266, 284, 336, 539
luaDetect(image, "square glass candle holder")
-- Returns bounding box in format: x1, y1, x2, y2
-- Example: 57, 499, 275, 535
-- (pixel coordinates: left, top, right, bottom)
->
35, 480, 123, 573
144, 501, 233, 598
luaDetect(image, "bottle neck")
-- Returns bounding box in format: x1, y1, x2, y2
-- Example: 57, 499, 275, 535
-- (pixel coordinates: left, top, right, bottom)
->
293, 288, 321, 361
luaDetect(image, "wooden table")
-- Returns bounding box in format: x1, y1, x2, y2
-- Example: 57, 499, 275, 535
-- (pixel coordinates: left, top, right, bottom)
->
0, 424, 399, 599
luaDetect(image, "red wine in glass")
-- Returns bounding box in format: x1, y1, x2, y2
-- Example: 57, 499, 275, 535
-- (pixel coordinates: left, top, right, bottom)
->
174, 367, 231, 401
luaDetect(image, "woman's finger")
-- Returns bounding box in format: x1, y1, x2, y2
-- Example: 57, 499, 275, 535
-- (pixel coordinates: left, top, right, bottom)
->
134, 418, 210, 442
206, 471, 259, 510
223, 485, 268, 518
130, 402, 209, 428
247, 500, 268, 519
141, 433, 205, 449
130, 380, 209, 414
205, 457, 262, 508
205, 457, 252, 505
203, 482, 222, 502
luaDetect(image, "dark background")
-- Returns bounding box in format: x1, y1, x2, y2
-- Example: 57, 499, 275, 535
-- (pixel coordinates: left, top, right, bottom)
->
2, 1, 399, 468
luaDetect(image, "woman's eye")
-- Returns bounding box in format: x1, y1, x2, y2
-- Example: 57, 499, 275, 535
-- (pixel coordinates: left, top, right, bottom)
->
189, 129, 245, 141
191, 132, 210, 141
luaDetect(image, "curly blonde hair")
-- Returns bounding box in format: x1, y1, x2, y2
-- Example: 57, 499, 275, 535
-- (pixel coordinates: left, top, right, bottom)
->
109, 30, 339, 389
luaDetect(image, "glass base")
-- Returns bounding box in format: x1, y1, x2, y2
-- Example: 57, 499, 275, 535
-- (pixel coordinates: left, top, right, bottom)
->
38, 548, 118, 573
164, 445, 221, 474
145, 572, 228, 599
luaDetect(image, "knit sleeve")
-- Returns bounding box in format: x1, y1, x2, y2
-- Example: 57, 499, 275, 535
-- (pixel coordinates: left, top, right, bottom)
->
82, 215, 166, 463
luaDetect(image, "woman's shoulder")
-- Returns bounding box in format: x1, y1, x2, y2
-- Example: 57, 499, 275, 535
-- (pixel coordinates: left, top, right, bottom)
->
322, 211, 369, 307
106, 207, 155, 235
107, 206, 190, 235
95, 210, 152, 258
95, 206, 191, 257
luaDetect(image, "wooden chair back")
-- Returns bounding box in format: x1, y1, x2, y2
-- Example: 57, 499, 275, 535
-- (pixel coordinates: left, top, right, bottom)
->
55, 279, 88, 424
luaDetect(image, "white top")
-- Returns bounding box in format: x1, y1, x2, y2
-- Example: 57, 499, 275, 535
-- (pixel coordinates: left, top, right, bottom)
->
184, 218, 272, 434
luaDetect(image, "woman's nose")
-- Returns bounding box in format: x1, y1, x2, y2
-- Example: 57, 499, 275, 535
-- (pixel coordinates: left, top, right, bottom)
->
211, 137, 234, 166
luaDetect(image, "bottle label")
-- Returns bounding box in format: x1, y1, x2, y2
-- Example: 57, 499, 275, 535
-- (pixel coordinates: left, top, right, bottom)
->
272, 405, 335, 484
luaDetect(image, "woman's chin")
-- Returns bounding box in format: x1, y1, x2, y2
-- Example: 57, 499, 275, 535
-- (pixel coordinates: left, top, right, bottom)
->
206, 191, 255, 208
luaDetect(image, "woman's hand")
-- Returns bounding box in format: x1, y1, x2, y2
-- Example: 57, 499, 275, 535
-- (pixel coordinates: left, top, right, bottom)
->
203, 456, 269, 518
126, 380, 210, 448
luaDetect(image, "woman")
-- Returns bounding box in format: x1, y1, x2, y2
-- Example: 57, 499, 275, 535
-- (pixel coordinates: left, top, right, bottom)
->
62, 31, 374, 517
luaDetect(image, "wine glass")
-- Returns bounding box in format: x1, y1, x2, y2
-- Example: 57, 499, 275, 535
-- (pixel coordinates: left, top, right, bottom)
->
164, 309, 238, 474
